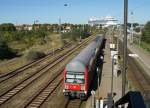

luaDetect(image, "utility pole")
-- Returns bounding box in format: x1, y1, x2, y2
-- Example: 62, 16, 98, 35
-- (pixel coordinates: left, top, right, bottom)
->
131, 11, 134, 44
80, 28, 82, 42
139, 27, 142, 46
122, 0, 128, 98
59, 17, 61, 35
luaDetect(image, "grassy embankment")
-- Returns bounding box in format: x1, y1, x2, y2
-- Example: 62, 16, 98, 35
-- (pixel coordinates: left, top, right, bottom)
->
136, 41, 150, 53
0, 33, 63, 74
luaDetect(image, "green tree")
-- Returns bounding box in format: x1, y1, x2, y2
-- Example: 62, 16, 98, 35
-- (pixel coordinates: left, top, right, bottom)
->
0, 23, 16, 31
142, 21, 150, 43
0, 40, 16, 59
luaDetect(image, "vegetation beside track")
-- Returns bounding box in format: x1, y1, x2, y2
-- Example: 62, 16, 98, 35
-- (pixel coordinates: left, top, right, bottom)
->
133, 21, 150, 53
0, 33, 62, 74
0, 34, 96, 108
0, 23, 100, 74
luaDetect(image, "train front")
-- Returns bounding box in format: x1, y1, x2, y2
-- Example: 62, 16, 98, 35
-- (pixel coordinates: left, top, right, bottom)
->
63, 60, 88, 100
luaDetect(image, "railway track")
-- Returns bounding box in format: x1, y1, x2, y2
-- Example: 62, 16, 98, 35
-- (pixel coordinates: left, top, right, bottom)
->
0, 45, 76, 105
65, 99, 83, 108
0, 35, 95, 107
127, 49, 150, 100
128, 53, 150, 90
22, 69, 63, 108
119, 40, 150, 100
0, 43, 71, 83
0, 45, 76, 96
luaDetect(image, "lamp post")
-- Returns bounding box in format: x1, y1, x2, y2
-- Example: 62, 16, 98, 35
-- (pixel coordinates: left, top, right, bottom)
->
80, 30, 82, 42
139, 27, 142, 46
130, 11, 134, 44
59, 3, 68, 35
59, 17, 61, 35
80, 24, 84, 42
52, 41, 54, 56
122, 0, 128, 98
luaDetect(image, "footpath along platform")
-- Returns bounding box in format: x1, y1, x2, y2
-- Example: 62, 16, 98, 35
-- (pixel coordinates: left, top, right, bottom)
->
86, 38, 122, 108
98, 38, 122, 101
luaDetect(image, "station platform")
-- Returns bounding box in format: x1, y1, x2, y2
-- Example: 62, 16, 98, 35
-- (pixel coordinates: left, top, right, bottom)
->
86, 38, 122, 108
98, 39, 122, 101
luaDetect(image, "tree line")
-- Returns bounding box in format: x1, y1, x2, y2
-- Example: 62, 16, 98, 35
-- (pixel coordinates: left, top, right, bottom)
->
0, 23, 96, 59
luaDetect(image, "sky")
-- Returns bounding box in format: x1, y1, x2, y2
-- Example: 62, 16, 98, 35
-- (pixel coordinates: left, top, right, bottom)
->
0, 0, 149, 24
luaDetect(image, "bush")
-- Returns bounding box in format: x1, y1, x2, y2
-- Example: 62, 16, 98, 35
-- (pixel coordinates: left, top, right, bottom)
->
61, 39, 68, 46
25, 50, 46, 61
61, 28, 91, 42
140, 42, 150, 53
142, 21, 150, 43
0, 40, 16, 59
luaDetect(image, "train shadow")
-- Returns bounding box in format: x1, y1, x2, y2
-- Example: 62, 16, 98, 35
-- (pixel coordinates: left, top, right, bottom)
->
88, 52, 104, 96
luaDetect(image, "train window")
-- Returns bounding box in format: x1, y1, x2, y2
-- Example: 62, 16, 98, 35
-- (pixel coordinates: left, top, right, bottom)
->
66, 79, 74, 83
66, 74, 84, 79
75, 75, 84, 79
66, 74, 75, 78
66, 78, 84, 84
66, 73, 85, 84
67, 71, 84, 75
76, 79, 84, 83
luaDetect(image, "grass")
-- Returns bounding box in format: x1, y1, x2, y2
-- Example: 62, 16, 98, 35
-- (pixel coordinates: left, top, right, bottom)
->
25, 34, 63, 54
0, 33, 63, 74
0, 57, 28, 74
8, 41, 28, 52
0, 31, 95, 74
133, 38, 150, 54
139, 41, 150, 53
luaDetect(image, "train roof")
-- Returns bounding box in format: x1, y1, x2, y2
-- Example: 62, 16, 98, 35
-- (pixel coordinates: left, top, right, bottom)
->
66, 35, 104, 72
72, 41, 97, 65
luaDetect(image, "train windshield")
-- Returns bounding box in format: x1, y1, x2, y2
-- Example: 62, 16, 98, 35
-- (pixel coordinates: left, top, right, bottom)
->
65, 72, 84, 84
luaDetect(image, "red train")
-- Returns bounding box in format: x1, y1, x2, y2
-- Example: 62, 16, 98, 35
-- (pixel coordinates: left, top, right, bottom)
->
63, 35, 104, 100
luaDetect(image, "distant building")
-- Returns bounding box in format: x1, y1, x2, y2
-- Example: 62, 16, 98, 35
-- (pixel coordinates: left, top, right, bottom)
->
23, 25, 33, 31
15, 24, 32, 31
33, 24, 40, 30
88, 16, 118, 27
62, 26, 71, 33
15, 25, 23, 31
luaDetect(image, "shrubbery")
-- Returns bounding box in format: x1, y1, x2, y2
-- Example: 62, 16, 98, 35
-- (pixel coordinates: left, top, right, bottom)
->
0, 40, 16, 59
142, 21, 150, 44
0, 23, 48, 49
61, 28, 91, 42
0, 23, 95, 60
24, 50, 46, 61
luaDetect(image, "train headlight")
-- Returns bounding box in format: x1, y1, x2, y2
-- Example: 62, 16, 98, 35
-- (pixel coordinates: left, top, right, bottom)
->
65, 85, 69, 89
84, 91, 87, 94
81, 85, 85, 90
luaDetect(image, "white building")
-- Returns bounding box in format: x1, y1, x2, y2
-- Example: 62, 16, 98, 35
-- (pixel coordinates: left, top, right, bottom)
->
88, 16, 118, 27
15, 24, 33, 31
